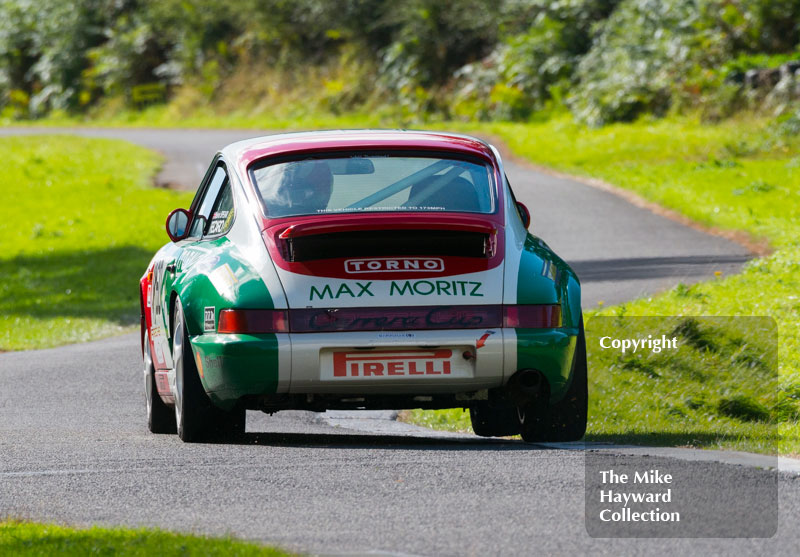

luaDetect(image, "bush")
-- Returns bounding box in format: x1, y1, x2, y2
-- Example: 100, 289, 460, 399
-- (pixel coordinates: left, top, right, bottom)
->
1, 0, 799, 123
377, 0, 500, 93
567, 0, 706, 126
450, 1, 618, 120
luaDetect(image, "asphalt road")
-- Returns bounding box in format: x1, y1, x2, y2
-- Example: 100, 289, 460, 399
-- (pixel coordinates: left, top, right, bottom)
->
1, 127, 792, 556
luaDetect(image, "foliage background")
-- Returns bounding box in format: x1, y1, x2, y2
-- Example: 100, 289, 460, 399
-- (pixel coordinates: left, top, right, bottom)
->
1, 0, 798, 125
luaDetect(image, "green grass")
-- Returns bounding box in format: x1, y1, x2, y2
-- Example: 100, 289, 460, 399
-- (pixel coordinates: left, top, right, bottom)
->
583, 315, 784, 455
0, 136, 192, 350
5, 102, 389, 131
0, 520, 291, 556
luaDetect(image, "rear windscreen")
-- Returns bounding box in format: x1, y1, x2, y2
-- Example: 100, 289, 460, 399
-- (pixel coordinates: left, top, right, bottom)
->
249, 153, 496, 218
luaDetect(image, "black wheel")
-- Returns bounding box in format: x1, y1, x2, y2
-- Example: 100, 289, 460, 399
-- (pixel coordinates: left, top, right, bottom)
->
470, 399, 520, 437
144, 330, 176, 434
519, 316, 588, 442
173, 300, 245, 442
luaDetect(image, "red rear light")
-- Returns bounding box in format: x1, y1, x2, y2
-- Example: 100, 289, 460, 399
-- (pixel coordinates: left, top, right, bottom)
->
503, 305, 561, 328
217, 309, 289, 333
216, 305, 560, 333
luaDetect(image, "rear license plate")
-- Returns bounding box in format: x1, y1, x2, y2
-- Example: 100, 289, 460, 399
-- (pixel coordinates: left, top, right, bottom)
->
320, 347, 474, 380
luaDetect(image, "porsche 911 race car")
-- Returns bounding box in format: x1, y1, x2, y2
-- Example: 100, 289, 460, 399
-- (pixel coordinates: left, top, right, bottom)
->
140, 130, 586, 442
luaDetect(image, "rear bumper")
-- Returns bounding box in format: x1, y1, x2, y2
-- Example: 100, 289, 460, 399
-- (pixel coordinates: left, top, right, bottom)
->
190, 333, 283, 410
515, 327, 578, 401
190, 327, 577, 409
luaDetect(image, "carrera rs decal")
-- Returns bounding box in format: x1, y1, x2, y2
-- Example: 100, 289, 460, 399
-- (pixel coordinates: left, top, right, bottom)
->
297, 306, 499, 332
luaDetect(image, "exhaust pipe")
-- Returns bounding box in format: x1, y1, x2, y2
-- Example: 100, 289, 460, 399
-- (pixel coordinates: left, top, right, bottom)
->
506, 369, 547, 407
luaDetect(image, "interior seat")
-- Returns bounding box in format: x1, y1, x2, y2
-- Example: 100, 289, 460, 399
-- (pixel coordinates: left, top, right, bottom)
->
408, 176, 481, 212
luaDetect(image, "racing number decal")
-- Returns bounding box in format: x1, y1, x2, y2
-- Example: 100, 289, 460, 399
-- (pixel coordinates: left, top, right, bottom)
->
204, 307, 215, 332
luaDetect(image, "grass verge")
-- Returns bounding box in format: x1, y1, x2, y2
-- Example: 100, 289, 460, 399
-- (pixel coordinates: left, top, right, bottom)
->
0, 520, 291, 556
0, 135, 192, 350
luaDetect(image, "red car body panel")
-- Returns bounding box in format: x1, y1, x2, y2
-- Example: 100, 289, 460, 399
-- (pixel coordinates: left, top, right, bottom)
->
261, 213, 504, 279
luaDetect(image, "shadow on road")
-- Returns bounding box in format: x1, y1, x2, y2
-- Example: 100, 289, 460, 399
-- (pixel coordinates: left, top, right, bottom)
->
213, 431, 543, 451
205, 430, 782, 453
586, 431, 782, 449
570, 254, 750, 282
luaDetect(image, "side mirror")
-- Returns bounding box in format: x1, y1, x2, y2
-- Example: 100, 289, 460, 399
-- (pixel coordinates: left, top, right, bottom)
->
516, 202, 531, 229
166, 208, 191, 242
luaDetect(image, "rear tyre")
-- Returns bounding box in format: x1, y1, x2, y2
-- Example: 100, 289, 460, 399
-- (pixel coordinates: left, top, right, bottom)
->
173, 300, 244, 442
144, 330, 176, 434
519, 316, 588, 442
470, 399, 520, 437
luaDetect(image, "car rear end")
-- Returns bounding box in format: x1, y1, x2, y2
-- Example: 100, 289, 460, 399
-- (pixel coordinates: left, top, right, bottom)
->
205, 134, 578, 414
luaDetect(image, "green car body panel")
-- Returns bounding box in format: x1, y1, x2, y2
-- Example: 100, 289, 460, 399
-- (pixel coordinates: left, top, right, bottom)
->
514, 234, 581, 402
191, 333, 280, 409
173, 237, 280, 404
